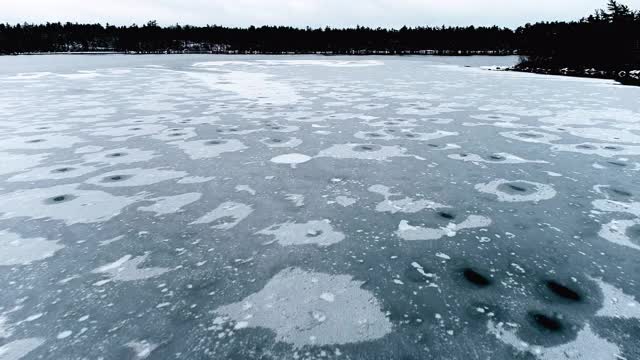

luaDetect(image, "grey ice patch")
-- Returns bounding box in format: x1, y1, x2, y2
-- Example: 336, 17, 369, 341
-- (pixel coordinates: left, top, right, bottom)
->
551, 142, 640, 158
0, 184, 140, 225
259, 137, 303, 148
257, 59, 384, 67
0, 315, 12, 338
125, 340, 159, 359
212, 125, 262, 136
235, 185, 256, 195
365, 118, 418, 128
7, 72, 52, 80
191, 202, 253, 230
151, 127, 197, 142
487, 321, 621, 360
285, 194, 305, 207
214, 268, 392, 348
397, 130, 458, 142
426, 143, 461, 151
335, 196, 357, 207
138, 193, 202, 216
87, 124, 167, 141
597, 219, 640, 251
317, 143, 422, 161
92, 253, 171, 285
353, 130, 395, 141
82, 147, 156, 165
171, 139, 247, 160
7, 164, 99, 182
74, 145, 104, 154
396, 215, 491, 241
0, 230, 64, 266
477, 104, 553, 117
592, 199, 640, 217
58, 71, 104, 80
396, 103, 455, 116
369, 185, 447, 213
589, 277, 640, 319
354, 129, 457, 142
264, 124, 299, 133
86, 168, 187, 187
539, 108, 640, 127
424, 117, 454, 125
500, 130, 562, 144
194, 59, 383, 68
462, 121, 531, 129
98, 235, 125, 247
448, 152, 548, 165
0, 134, 84, 151
177, 176, 215, 184
257, 220, 345, 247
553, 126, 640, 144
185, 70, 302, 106
353, 103, 388, 111
0, 152, 49, 176
475, 179, 557, 202
470, 113, 520, 122
0, 338, 46, 360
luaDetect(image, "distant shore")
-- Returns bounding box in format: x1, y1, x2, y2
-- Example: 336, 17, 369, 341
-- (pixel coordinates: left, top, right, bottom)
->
508, 66, 640, 87
3, 51, 638, 87
0, 49, 516, 56
3, 1, 638, 88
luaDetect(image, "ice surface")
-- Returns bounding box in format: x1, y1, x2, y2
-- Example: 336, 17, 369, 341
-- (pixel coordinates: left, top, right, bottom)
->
0, 230, 64, 266
191, 201, 253, 229
257, 219, 345, 247
214, 268, 392, 347
0, 55, 639, 360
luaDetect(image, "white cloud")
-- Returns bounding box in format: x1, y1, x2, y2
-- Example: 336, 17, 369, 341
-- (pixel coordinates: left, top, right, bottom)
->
3, 0, 640, 28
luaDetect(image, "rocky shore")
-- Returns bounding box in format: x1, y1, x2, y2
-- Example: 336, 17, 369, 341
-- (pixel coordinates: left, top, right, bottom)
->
509, 66, 640, 86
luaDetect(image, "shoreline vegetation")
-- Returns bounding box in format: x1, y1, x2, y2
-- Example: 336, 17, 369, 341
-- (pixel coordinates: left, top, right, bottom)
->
1, 1, 638, 85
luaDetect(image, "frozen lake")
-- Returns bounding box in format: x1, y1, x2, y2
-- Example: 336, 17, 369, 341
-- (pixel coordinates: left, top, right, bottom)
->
0, 55, 639, 360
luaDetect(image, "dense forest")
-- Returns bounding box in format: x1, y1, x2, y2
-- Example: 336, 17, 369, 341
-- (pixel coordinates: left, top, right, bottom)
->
514, 0, 640, 83
0, 1, 638, 81
0, 22, 516, 55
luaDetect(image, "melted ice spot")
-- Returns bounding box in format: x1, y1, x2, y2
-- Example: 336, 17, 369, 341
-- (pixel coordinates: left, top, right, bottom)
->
475, 179, 557, 203
92, 253, 172, 284
487, 321, 621, 360
257, 220, 345, 247
235, 185, 256, 195
335, 196, 357, 207
285, 194, 305, 207
396, 215, 492, 241
171, 138, 247, 160
0, 230, 64, 266
138, 193, 202, 216
0, 184, 140, 225
317, 143, 422, 161
270, 153, 312, 168
86, 168, 187, 187
369, 184, 447, 213
214, 268, 392, 347
590, 277, 640, 319
126, 340, 159, 359
191, 202, 253, 230
0, 338, 45, 359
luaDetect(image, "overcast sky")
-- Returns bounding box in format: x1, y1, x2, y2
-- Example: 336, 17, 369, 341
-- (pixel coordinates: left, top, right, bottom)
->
3, 0, 640, 28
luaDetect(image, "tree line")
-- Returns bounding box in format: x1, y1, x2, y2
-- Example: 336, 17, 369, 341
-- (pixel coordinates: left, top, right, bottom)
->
0, 22, 516, 55
0, 1, 638, 74
515, 0, 640, 77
